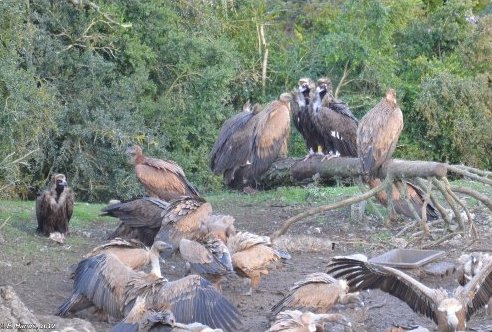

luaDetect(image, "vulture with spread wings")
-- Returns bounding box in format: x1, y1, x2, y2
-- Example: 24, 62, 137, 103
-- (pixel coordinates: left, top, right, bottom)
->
357, 89, 403, 176
311, 77, 358, 158
209, 101, 262, 187
57, 251, 240, 331
127, 145, 200, 201
327, 257, 492, 332
36, 174, 74, 237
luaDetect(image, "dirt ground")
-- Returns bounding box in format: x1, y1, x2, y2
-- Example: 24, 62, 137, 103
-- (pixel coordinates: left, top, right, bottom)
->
1, 192, 492, 332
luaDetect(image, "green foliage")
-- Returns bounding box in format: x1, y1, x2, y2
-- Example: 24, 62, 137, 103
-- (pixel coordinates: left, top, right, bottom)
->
415, 72, 492, 167
0, 0, 491, 201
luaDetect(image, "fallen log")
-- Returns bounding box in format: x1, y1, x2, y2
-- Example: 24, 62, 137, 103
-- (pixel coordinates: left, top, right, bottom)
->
257, 156, 448, 188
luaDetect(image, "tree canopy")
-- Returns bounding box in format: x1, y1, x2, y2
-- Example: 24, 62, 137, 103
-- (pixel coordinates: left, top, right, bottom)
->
0, 0, 490, 201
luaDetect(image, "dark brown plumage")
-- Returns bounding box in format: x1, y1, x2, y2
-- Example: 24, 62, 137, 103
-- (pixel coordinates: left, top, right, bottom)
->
312, 78, 358, 157
367, 178, 439, 221
227, 232, 290, 295
357, 89, 403, 175
209, 101, 262, 187
271, 272, 362, 316
127, 145, 200, 201
36, 173, 74, 237
327, 257, 492, 332
103, 197, 169, 246
250, 93, 292, 182
291, 78, 325, 155
57, 251, 241, 331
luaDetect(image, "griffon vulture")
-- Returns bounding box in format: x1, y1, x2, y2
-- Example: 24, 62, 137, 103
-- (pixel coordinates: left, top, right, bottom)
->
57, 252, 240, 331
179, 236, 233, 289
267, 310, 351, 332
126, 145, 200, 201
84, 239, 172, 271
312, 77, 358, 158
209, 101, 262, 187
155, 196, 213, 250
367, 178, 439, 221
357, 89, 403, 176
327, 257, 492, 332
271, 272, 363, 316
36, 173, 74, 237
227, 231, 291, 295
291, 78, 325, 156
249, 93, 292, 182
102, 197, 170, 246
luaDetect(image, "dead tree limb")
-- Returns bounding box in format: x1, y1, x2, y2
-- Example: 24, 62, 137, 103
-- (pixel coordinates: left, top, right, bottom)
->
270, 177, 392, 241
451, 186, 492, 211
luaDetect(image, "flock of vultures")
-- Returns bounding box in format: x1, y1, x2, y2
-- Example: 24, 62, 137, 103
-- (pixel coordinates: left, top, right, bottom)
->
33, 77, 492, 332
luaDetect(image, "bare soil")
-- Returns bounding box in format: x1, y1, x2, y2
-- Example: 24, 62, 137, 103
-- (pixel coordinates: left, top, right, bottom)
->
1, 193, 492, 332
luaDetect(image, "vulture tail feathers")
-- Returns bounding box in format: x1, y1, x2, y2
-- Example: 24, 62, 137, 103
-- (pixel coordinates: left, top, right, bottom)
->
360, 147, 375, 175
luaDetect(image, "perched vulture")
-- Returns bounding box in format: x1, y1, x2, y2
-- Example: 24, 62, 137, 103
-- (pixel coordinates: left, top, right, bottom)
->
57, 252, 240, 331
267, 310, 351, 332
209, 100, 262, 187
36, 173, 74, 237
327, 257, 492, 332
291, 78, 324, 155
85, 239, 172, 271
367, 178, 439, 221
271, 272, 363, 316
179, 235, 233, 289
154, 196, 213, 250
312, 77, 359, 158
102, 197, 170, 246
227, 231, 291, 295
250, 93, 292, 182
357, 89, 403, 176
126, 145, 200, 201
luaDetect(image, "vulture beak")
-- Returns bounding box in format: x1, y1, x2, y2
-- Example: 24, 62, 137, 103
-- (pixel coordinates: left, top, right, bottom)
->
299, 83, 309, 93
57, 179, 68, 187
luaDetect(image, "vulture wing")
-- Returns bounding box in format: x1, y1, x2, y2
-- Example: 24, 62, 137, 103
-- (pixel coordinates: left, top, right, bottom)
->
63, 188, 75, 224
456, 254, 492, 320
271, 273, 343, 316
102, 197, 168, 229
57, 254, 141, 319
136, 157, 200, 200
357, 91, 403, 174
36, 190, 56, 234
209, 111, 258, 175
251, 100, 291, 180
327, 257, 442, 324
314, 104, 358, 157
103, 197, 168, 245
179, 238, 233, 278
156, 197, 213, 248
128, 275, 240, 331
368, 179, 439, 221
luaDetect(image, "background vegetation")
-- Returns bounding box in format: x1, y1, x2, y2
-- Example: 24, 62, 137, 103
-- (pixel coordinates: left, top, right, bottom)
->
0, 0, 491, 202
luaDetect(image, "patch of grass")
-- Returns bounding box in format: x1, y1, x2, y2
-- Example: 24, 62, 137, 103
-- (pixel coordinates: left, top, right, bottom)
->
370, 230, 392, 242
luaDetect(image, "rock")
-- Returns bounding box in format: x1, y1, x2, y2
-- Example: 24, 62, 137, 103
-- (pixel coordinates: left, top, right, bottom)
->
0, 286, 40, 331
0, 286, 95, 332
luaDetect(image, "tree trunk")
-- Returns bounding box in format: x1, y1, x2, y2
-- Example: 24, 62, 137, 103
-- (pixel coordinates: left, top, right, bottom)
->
256, 156, 448, 189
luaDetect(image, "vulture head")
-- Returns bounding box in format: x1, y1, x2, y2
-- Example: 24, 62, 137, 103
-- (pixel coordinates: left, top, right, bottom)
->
153, 241, 174, 260
126, 144, 143, 163
53, 174, 68, 194
298, 77, 315, 98
315, 77, 333, 100
279, 93, 293, 111
385, 88, 397, 106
